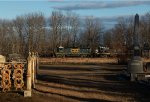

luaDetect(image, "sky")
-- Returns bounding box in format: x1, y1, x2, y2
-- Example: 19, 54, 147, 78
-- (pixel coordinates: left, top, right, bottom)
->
0, 0, 150, 28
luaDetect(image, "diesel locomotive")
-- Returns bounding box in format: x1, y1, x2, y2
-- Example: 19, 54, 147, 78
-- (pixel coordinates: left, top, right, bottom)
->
55, 46, 110, 57
55, 46, 91, 57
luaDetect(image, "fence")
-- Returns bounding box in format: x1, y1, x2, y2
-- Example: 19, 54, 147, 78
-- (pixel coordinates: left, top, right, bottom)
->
0, 52, 39, 97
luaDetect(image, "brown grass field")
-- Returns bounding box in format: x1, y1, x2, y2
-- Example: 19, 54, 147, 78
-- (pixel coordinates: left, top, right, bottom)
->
39, 57, 118, 64
36, 64, 150, 102
0, 58, 150, 102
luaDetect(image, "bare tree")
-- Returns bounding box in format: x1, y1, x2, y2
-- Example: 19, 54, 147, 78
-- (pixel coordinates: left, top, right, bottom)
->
23, 12, 45, 56
61, 11, 80, 47
110, 16, 134, 53
13, 16, 26, 55
50, 11, 64, 55
0, 10, 150, 57
82, 17, 102, 54
63, 11, 73, 47
125, 16, 134, 49
141, 12, 150, 45
0, 20, 17, 55
70, 13, 79, 47
103, 30, 112, 48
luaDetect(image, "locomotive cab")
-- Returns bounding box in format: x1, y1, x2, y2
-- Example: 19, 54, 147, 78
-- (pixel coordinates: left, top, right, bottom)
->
56, 46, 65, 57
57, 46, 64, 53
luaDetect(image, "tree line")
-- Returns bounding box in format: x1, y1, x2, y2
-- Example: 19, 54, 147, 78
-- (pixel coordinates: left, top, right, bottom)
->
0, 11, 150, 57
104, 12, 150, 54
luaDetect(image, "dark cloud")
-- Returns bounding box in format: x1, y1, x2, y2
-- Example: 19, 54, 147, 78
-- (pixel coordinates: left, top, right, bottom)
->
52, 1, 150, 10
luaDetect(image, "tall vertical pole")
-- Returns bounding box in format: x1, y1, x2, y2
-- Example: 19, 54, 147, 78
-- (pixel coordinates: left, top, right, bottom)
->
31, 52, 35, 88
27, 53, 32, 91
36, 52, 39, 80
34, 52, 37, 85
34, 52, 38, 83
24, 52, 32, 97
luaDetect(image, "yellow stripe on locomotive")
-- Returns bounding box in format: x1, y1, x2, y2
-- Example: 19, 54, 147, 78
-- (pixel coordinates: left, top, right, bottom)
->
71, 48, 80, 53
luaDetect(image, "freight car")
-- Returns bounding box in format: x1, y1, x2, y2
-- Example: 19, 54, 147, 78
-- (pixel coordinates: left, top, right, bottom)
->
55, 46, 91, 57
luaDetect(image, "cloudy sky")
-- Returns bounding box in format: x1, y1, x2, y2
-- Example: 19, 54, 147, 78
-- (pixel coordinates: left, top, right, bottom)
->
0, 0, 149, 28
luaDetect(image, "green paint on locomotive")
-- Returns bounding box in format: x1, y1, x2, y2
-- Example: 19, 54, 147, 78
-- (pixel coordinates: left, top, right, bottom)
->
55, 46, 91, 57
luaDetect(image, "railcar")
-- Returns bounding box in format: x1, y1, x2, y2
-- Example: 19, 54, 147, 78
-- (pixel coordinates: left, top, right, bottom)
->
55, 46, 91, 57
95, 46, 111, 57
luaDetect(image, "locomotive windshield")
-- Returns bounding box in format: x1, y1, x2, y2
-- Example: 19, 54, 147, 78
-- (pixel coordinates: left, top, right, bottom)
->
57, 46, 64, 52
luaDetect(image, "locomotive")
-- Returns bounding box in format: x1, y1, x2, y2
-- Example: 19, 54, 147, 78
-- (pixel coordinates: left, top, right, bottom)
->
55, 46, 91, 57
95, 46, 110, 57
55, 46, 110, 57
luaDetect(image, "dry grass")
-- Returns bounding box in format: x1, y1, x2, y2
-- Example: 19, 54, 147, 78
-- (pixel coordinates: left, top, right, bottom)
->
36, 83, 132, 102
36, 64, 148, 102
40, 57, 118, 64
143, 58, 150, 63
